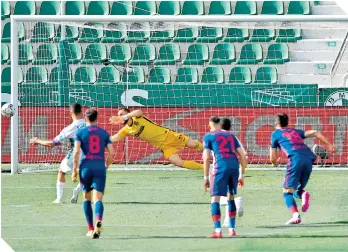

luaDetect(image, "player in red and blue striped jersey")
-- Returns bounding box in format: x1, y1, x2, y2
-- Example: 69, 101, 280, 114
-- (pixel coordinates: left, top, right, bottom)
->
270, 114, 336, 225
203, 117, 247, 238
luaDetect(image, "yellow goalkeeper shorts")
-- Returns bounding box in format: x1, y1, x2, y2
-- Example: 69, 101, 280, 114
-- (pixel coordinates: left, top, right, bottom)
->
159, 131, 189, 159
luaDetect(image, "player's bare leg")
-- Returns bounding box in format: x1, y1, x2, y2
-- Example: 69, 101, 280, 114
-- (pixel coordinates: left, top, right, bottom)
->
53, 171, 65, 204
93, 191, 104, 239
185, 138, 203, 152
168, 153, 203, 170
226, 193, 237, 236
210, 196, 223, 238
83, 191, 94, 236
283, 188, 301, 225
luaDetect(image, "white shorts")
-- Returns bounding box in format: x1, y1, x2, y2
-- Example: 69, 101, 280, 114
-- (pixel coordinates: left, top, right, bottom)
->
59, 155, 73, 174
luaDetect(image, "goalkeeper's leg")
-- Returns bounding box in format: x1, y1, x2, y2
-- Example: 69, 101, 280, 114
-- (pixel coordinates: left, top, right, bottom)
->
168, 153, 203, 170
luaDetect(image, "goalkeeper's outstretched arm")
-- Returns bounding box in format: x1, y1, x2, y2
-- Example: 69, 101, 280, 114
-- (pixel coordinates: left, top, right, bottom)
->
304, 130, 337, 153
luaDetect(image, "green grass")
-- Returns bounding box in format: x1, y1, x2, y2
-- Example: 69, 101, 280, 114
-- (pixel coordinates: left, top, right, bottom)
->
2, 170, 348, 251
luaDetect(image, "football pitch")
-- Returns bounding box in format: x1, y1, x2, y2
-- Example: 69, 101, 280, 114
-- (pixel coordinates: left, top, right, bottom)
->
2, 170, 348, 251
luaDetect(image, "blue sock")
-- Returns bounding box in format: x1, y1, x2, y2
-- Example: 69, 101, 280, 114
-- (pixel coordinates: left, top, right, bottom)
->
228, 200, 236, 229
283, 193, 298, 214
294, 188, 304, 199
211, 202, 221, 230
83, 200, 94, 230
95, 201, 104, 222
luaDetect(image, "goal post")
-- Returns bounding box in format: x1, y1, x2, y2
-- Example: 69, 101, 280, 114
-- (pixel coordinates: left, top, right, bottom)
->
8, 14, 348, 174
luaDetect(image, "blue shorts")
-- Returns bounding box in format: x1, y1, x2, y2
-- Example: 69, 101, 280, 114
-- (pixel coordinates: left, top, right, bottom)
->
283, 155, 313, 189
210, 167, 239, 197
79, 166, 106, 193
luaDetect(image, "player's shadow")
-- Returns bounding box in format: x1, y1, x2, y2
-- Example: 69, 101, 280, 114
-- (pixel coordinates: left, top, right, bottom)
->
104, 201, 208, 205
256, 220, 348, 229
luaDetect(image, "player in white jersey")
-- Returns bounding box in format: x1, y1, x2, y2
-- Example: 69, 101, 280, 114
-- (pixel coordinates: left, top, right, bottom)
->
30, 103, 86, 204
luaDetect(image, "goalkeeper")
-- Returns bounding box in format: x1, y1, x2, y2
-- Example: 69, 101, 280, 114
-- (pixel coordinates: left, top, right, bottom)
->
109, 108, 203, 170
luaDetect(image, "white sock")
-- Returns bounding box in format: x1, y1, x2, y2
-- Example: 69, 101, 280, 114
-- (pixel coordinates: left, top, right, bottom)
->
224, 205, 229, 220
56, 181, 65, 200
215, 228, 221, 233
74, 183, 82, 193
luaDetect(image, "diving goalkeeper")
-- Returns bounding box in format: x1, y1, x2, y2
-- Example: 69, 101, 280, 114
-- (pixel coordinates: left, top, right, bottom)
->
109, 108, 203, 170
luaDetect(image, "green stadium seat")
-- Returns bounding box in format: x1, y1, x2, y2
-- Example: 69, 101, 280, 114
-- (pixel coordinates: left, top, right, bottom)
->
236, 44, 263, 65
66, 1, 85, 15
129, 44, 156, 66
87, 1, 110, 15
14, 1, 36, 15
154, 44, 181, 65
173, 27, 199, 42
109, 44, 131, 65
121, 67, 145, 83
2, 67, 24, 85
150, 29, 175, 42
201, 66, 224, 84
261, 1, 284, 15
67, 43, 82, 64
126, 22, 150, 43
183, 44, 209, 65
110, 1, 133, 15
48, 67, 72, 85
1, 1, 10, 20
197, 26, 223, 43
18, 44, 34, 65
175, 67, 198, 84
209, 43, 235, 65
263, 43, 290, 64
30, 22, 55, 42
158, 1, 181, 15
222, 28, 249, 42
182, 1, 204, 15
39, 1, 61, 15
54, 25, 79, 42
25, 67, 48, 84
254, 66, 278, 84
134, 1, 157, 15
234, 1, 257, 15
1, 44, 9, 64
102, 23, 127, 43
96, 66, 121, 85
275, 29, 302, 42
250, 29, 275, 42
81, 44, 107, 64
148, 67, 171, 84
228, 66, 252, 84
78, 23, 104, 43
32, 44, 58, 65
288, 1, 311, 15
72, 66, 97, 85
208, 1, 232, 15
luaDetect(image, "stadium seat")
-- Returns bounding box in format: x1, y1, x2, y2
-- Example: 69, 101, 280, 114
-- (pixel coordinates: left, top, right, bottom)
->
126, 22, 151, 43
87, 1, 110, 15
263, 43, 290, 64
234, 1, 257, 15
158, 1, 181, 15
78, 23, 104, 43
65, 1, 85, 15
129, 44, 156, 65
236, 44, 263, 65
2, 67, 24, 85
134, 1, 157, 15
1, 44, 9, 64
147, 67, 171, 84
1, 1, 10, 20
30, 22, 55, 42
197, 26, 223, 43
201, 66, 224, 84
54, 25, 79, 42
209, 43, 236, 65
18, 44, 34, 65
39, 1, 61, 15
67, 43, 82, 64
254, 66, 278, 84
287, 1, 311, 15
175, 67, 198, 84
121, 67, 145, 83
250, 29, 275, 42
14, 1, 36, 15
32, 44, 58, 65
181, 1, 204, 15
154, 44, 181, 65
109, 44, 131, 65
110, 1, 133, 15
222, 28, 249, 42
261, 1, 284, 15
173, 27, 199, 42
208, 1, 232, 15
25, 66, 48, 84
150, 29, 175, 42
48, 67, 72, 85
228, 66, 252, 84
81, 44, 107, 64
72, 66, 97, 85
102, 22, 127, 43
96, 66, 121, 85
275, 29, 302, 42
183, 44, 209, 65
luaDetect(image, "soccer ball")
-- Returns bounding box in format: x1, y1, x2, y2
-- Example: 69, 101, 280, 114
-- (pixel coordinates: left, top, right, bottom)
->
1, 103, 16, 117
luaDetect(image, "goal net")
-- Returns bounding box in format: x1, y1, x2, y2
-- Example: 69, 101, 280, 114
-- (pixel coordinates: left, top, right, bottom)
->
3, 16, 348, 173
